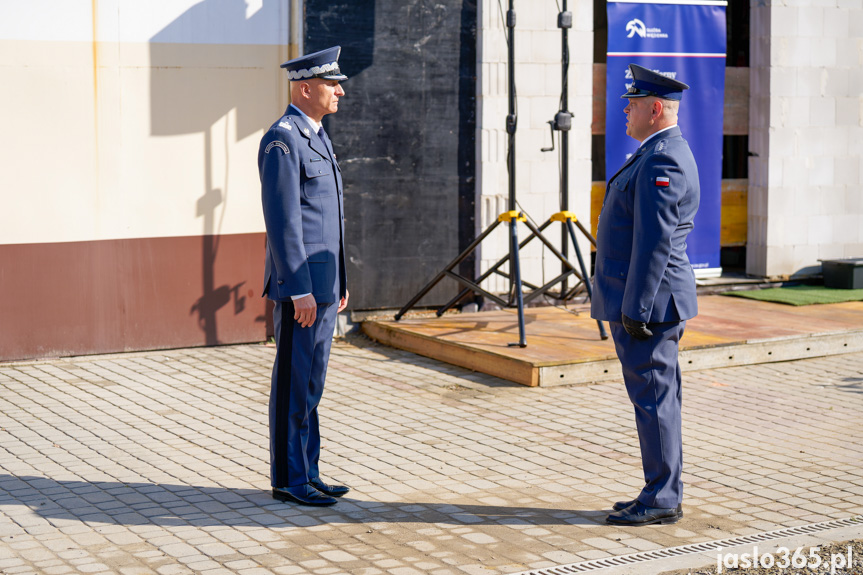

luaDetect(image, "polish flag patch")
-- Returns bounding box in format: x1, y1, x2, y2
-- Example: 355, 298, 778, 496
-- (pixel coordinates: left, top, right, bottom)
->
655, 176, 670, 187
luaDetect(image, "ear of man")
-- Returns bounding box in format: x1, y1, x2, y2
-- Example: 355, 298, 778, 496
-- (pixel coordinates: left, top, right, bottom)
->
290, 80, 309, 100
652, 98, 664, 119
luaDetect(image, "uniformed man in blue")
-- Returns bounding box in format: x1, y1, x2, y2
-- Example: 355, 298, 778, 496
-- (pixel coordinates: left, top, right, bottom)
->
259, 46, 350, 507
591, 64, 699, 526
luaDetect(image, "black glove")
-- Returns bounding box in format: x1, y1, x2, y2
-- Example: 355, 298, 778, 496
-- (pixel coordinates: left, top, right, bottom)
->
622, 314, 653, 340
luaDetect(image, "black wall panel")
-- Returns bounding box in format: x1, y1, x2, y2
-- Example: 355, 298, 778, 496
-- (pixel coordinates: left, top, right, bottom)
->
306, 0, 477, 310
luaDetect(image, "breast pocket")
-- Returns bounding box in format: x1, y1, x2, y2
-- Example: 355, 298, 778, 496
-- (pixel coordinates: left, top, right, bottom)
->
605, 173, 633, 216
302, 160, 335, 198
610, 173, 630, 193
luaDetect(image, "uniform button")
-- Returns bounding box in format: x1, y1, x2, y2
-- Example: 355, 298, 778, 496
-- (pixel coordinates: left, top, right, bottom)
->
277, 280, 284, 285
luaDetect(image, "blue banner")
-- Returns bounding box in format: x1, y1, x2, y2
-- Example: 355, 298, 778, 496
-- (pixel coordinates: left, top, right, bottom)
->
605, 1, 727, 275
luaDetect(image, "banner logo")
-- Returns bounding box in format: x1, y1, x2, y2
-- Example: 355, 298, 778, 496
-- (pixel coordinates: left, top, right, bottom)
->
625, 18, 668, 39
625, 19, 646, 38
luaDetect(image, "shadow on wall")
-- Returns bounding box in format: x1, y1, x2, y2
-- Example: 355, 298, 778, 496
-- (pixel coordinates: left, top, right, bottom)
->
148, 0, 285, 344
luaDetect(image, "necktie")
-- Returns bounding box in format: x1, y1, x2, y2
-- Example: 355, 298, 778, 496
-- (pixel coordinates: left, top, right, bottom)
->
317, 127, 334, 160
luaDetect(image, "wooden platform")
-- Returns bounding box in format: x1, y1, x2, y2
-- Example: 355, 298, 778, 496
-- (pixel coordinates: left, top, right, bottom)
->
362, 296, 863, 386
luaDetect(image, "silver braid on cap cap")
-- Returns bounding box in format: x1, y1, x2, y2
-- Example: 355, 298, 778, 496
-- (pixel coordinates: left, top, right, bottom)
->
286, 62, 340, 81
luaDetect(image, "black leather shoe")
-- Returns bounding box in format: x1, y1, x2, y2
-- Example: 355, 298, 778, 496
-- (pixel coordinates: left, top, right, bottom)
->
309, 477, 350, 498
272, 484, 337, 506
613, 499, 683, 517
606, 501, 680, 526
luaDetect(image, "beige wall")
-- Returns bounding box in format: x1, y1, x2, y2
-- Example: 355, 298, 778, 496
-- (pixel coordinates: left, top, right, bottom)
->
0, 1, 295, 246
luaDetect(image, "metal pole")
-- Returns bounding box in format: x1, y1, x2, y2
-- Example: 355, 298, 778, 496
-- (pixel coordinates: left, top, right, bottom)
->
560, 0, 570, 293
510, 218, 527, 347
506, 0, 526, 347
507, 0, 517, 216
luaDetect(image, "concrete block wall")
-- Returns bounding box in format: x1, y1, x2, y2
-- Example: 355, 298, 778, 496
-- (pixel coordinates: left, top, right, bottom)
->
748, 1, 863, 278
477, 0, 593, 295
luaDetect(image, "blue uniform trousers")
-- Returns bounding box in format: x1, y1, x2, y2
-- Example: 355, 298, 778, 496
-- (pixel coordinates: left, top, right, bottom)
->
610, 320, 686, 508
270, 300, 338, 488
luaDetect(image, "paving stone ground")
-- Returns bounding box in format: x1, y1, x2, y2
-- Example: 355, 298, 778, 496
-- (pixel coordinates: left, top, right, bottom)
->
1, 334, 861, 575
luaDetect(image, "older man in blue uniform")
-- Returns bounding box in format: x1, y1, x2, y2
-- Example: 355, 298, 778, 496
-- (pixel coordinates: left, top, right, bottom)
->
591, 64, 700, 526
259, 47, 350, 506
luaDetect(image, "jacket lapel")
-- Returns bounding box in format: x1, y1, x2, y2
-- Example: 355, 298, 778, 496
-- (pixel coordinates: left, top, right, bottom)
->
607, 145, 645, 189
607, 125, 682, 185
288, 111, 331, 161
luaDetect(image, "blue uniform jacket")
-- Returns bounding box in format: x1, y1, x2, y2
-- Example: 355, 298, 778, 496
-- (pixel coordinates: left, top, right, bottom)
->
591, 126, 699, 324
259, 106, 346, 304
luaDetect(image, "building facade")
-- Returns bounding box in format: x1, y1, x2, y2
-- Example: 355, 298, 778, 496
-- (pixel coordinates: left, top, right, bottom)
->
1, 1, 860, 361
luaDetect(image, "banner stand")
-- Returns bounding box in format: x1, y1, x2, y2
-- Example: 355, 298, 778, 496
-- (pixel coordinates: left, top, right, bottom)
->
605, 0, 728, 279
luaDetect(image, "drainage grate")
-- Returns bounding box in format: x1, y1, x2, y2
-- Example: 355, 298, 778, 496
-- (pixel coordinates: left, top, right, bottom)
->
512, 515, 863, 575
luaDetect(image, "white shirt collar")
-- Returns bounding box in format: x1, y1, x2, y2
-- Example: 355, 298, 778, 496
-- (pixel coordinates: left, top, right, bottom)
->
641, 124, 676, 147
289, 103, 322, 133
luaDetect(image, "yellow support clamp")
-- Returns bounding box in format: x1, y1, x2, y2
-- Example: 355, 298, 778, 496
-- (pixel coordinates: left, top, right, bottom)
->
550, 210, 577, 223
497, 210, 526, 223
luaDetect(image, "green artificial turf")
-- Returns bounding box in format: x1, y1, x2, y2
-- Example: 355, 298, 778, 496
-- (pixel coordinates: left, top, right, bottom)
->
722, 284, 863, 306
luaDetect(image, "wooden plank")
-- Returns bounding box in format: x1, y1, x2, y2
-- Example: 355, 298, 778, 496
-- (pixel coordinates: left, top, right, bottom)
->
721, 178, 748, 246
537, 329, 863, 386
592, 63, 606, 136
363, 319, 540, 386
362, 297, 863, 387
590, 181, 605, 244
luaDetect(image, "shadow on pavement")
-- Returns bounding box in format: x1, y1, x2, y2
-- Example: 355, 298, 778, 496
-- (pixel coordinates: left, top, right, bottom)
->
0, 474, 603, 528
838, 377, 863, 394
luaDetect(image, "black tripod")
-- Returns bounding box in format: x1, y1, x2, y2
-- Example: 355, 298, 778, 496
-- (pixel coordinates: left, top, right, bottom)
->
453, 1, 607, 340
396, 0, 527, 347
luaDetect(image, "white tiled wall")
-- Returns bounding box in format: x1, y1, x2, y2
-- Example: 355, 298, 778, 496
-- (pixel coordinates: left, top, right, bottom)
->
749, 1, 863, 278
476, 0, 593, 296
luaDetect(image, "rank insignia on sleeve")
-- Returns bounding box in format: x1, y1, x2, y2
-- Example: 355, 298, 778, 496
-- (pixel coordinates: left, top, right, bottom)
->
655, 177, 670, 187
265, 141, 289, 154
